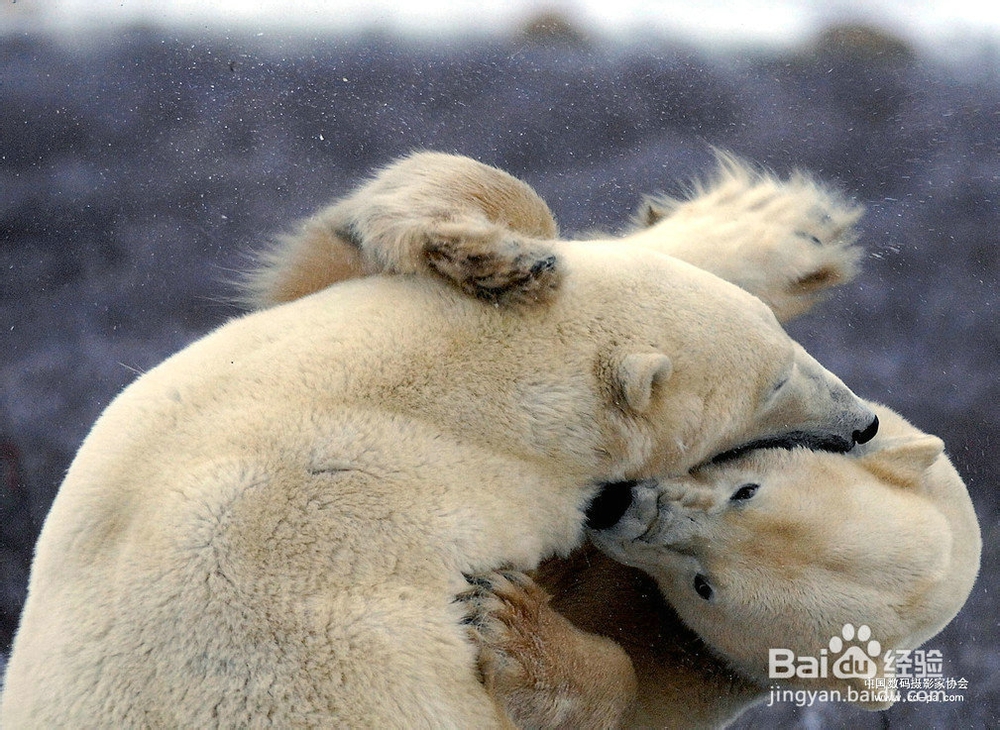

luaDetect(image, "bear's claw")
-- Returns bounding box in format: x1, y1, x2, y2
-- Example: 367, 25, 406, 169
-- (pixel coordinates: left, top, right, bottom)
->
457, 569, 639, 729
457, 569, 549, 682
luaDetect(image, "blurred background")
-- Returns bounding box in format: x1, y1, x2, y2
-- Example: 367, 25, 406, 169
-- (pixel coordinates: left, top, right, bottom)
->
1, 1, 997, 726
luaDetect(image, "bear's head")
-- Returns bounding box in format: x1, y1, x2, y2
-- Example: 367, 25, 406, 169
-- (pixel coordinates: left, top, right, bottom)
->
590, 403, 981, 709
556, 243, 879, 481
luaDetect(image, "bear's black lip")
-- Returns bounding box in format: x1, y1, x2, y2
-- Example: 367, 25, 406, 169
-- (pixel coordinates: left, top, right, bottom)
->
709, 431, 854, 464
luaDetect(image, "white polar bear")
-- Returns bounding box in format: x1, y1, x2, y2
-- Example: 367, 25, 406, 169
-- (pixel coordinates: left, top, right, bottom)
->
0, 155, 878, 727
220, 151, 975, 728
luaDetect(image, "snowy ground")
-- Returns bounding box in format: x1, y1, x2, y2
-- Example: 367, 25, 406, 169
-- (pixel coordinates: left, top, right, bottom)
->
1, 23, 997, 725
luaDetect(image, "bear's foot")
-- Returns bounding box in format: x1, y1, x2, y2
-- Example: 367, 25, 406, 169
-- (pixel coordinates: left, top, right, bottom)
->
424, 220, 562, 306
459, 570, 636, 729
634, 154, 865, 322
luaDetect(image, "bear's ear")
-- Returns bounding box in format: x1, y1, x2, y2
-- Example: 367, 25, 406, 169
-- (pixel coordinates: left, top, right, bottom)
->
860, 435, 944, 489
614, 353, 673, 414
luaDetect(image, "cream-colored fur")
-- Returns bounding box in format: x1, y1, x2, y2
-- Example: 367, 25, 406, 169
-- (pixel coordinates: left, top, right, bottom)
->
0, 155, 879, 726
214, 151, 974, 728
626, 152, 863, 323
443, 156, 978, 728
244, 151, 864, 325
471, 409, 982, 729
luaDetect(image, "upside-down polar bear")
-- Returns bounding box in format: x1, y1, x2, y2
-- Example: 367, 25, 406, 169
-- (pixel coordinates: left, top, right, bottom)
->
0, 153, 880, 727
235, 152, 977, 729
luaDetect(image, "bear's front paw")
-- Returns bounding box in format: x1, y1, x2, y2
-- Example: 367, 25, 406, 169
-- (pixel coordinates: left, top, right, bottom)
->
424, 221, 562, 306
636, 156, 864, 322
762, 210, 863, 320
459, 570, 549, 690
458, 570, 636, 729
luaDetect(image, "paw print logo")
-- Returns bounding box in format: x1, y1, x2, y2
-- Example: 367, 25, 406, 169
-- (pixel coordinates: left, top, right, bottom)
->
830, 623, 882, 679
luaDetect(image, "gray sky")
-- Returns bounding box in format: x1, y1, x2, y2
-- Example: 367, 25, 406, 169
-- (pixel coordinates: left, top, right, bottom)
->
4, 0, 999, 58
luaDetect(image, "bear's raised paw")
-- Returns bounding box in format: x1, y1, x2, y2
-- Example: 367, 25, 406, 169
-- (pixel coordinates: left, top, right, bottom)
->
632, 154, 865, 322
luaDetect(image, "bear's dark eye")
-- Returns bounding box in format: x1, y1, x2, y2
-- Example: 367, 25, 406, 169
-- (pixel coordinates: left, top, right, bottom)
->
730, 483, 760, 502
694, 574, 714, 601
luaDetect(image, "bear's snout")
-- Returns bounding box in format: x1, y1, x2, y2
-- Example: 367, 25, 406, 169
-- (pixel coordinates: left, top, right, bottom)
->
853, 414, 879, 445
585, 481, 638, 530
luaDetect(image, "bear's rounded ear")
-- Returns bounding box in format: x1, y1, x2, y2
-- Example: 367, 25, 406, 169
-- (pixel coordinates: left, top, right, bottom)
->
615, 353, 673, 414
860, 435, 944, 488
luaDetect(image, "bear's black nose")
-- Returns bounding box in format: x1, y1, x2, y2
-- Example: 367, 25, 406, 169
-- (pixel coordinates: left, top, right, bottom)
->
853, 415, 879, 445
585, 481, 637, 530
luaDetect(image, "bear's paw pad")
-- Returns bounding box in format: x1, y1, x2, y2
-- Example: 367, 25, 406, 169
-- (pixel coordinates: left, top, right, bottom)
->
424, 224, 562, 306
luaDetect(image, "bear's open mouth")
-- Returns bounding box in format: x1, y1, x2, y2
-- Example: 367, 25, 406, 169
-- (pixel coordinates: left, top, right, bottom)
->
709, 431, 855, 464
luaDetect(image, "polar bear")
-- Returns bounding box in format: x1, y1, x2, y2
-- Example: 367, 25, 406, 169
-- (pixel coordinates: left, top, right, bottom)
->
437, 162, 979, 727
465, 401, 980, 728
0, 159, 878, 726
223, 151, 976, 728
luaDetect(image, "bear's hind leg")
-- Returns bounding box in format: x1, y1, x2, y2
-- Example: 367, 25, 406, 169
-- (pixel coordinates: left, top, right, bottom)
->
245, 152, 563, 309
421, 215, 561, 305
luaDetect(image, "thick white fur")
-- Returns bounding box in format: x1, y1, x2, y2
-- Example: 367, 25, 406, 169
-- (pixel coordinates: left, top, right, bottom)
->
0, 156, 879, 725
